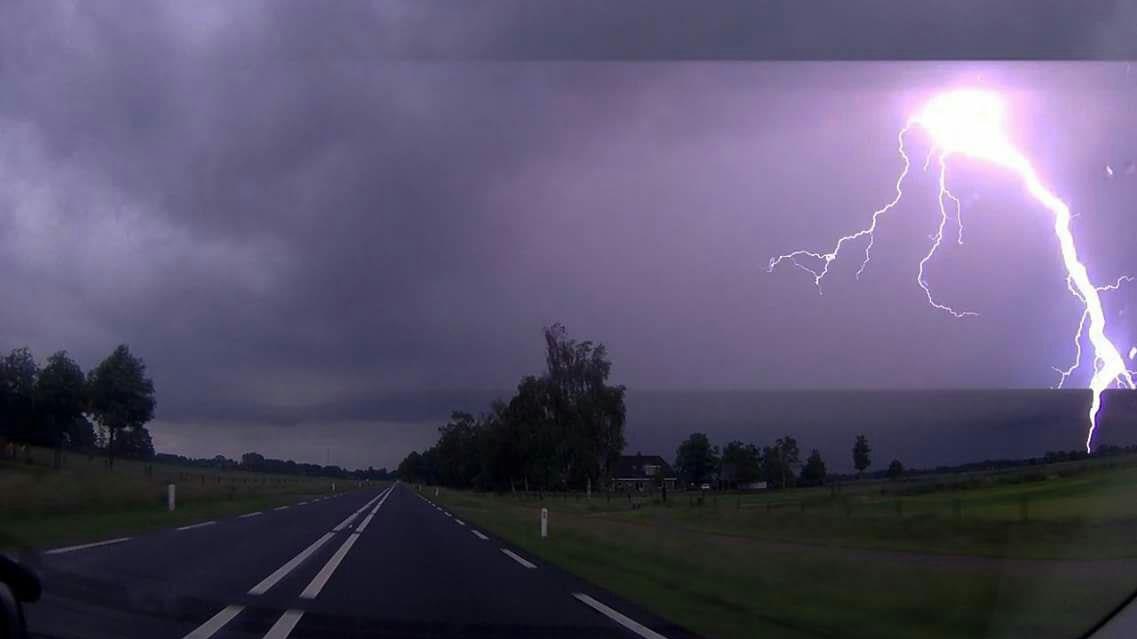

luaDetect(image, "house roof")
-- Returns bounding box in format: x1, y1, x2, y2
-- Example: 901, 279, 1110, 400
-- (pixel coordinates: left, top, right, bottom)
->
613, 454, 675, 479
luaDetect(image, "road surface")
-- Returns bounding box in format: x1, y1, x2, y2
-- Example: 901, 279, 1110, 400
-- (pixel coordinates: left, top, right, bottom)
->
21, 483, 697, 638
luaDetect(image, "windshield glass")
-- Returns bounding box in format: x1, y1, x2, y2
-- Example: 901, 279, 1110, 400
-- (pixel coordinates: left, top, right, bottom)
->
2, 3, 1137, 639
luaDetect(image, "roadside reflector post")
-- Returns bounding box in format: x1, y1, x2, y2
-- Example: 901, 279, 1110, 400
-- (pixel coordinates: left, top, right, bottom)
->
167, 483, 176, 512
587, 477, 591, 500
434, 487, 439, 497
332, 482, 336, 493
540, 507, 548, 538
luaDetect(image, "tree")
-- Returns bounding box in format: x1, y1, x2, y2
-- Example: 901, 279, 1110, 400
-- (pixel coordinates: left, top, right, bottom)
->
86, 345, 156, 467
0, 347, 40, 444
800, 449, 827, 485
887, 459, 905, 479
397, 452, 417, 480
508, 375, 558, 490
763, 435, 801, 489
242, 452, 267, 470
35, 351, 87, 468
675, 433, 720, 487
853, 434, 872, 477
117, 426, 155, 460
433, 411, 482, 488
542, 324, 627, 488
66, 415, 97, 450
399, 324, 627, 493
721, 440, 763, 485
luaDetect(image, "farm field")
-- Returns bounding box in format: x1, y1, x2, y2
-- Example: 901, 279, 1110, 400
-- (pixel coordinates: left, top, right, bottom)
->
0, 445, 365, 550
432, 457, 1137, 639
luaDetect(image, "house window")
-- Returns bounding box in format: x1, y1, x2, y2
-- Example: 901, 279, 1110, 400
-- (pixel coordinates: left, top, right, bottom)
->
643, 464, 659, 476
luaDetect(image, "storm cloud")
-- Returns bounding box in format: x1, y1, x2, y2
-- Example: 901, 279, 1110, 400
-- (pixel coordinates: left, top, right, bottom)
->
3, 2, 1137, 469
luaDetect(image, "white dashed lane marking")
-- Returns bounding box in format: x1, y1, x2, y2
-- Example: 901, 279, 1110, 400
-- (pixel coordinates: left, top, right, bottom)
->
572, 593, 670, 639
45, 537, 132, 555
500, 548, 536, 569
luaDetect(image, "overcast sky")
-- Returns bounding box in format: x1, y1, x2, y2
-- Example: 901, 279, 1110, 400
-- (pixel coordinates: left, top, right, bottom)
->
3, 2, 1137, 470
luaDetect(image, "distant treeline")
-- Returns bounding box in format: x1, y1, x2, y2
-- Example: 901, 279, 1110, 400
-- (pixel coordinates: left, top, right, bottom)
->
397, 324, 627, 491
833, 444, 1137, 482
670, 432, 831, 489
152, 451, 394, 480
0, 345, 156, 466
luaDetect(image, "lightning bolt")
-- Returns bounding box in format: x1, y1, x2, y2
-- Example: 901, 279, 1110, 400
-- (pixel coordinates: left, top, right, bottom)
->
770, 89, 1134, 452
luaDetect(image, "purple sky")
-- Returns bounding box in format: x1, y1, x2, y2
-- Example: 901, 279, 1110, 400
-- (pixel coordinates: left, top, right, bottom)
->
3, 3, 1137, 470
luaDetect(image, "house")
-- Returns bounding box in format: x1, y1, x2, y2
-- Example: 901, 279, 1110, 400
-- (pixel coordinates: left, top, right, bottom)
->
612, 454, 678, 492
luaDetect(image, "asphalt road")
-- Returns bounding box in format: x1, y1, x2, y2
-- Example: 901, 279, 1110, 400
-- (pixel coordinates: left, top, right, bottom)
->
20, 482, 698, 639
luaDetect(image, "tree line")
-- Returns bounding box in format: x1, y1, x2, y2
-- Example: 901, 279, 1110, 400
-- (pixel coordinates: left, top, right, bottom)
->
673, 432, 889, 489
152, 452, 394, 480
397, 324, 627, 491
0, 344, 156, 467
673, 432, 827, 489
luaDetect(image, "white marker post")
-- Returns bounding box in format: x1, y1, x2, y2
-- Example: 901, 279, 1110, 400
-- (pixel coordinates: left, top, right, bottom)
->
332, 482, 336, 493
434, 487, 439, 497
167, 483, 176, 512
540, 507, 548, 539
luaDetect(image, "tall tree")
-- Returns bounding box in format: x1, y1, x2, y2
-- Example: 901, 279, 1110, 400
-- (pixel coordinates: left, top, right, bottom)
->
66, 415, 98, 450
397, 451, 424, 482
853, 434, 872, 477
721, 440, 763, 484
800, 449, 827, 485
0, 347, 40, 443
87, 345, 156, 467
35, 351, 87, 468
508, 374, 558, 490
763, 435, 801, 489
117, 426, 155, 460
542, 324, 627, 489
433, 411, 482, 488
674, 433, 720, 487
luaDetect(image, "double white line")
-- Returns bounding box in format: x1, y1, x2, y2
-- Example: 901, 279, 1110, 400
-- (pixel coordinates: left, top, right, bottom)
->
183, 485, 396, 639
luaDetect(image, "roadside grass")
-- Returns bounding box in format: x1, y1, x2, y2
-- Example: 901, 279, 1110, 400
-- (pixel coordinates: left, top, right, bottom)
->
431, 465, 1137, 639
0, 493, 310, 551
462, 460, 1137, 559
0, 445, 373, 551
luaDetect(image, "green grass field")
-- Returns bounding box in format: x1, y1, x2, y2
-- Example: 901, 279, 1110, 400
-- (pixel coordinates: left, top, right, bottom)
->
0, 445, 370, 550
431, 459, 1137, 639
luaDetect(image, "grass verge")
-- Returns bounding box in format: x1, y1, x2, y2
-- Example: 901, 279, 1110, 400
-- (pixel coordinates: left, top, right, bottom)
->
434, 490, 1137, 639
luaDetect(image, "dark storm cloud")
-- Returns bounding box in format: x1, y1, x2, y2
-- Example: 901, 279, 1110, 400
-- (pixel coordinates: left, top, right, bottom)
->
3, 2, 1137, 468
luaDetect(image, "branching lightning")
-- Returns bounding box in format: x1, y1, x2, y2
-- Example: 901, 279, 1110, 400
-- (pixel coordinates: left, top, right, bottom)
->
769, 89, 1135, 452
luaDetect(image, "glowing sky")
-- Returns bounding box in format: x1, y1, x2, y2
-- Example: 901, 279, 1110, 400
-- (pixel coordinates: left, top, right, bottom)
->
3, 2, 1137, 468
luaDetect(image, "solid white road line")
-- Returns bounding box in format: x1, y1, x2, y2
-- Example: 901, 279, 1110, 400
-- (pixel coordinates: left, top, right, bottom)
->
262, 609, 305, 639
332, 487, 388, 532
45, 537, 132, 555
273, 505, 290, 511
471, 530, 489, 541
572, 593, 669, 639
299, 533, 359, 599
239, 512, 263, 519
176, 521, 217, 532
454, 519, 466, 526
247, 532, 335, 596
355, 487, 394, 533
181, 604, 245, 639
500, 548, 536, 569
300, 487, 395, 599
444, 511, 453, 518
